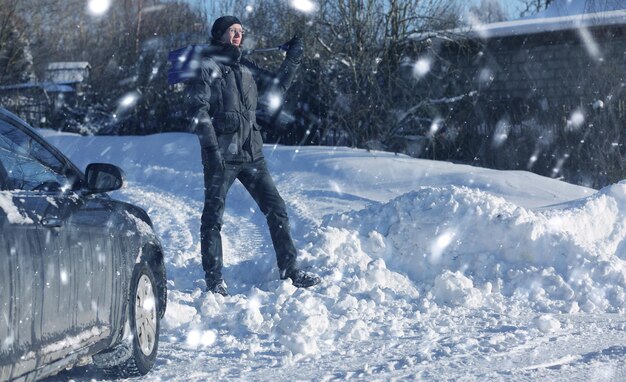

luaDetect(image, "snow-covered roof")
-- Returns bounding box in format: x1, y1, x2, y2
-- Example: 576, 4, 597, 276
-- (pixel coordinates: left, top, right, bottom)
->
46, 62, 90, 70
468, 0, 626, 39
44, 61, 90, 84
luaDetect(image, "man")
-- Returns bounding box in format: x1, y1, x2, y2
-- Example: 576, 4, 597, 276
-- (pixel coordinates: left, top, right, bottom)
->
185, 16, 320, 296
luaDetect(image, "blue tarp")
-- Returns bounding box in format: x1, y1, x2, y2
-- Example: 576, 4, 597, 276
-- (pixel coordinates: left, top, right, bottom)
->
167, 44, 209, 85
0, 82, 75, 93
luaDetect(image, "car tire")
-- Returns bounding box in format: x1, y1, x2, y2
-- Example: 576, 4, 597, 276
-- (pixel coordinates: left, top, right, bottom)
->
105, 262, 160, 377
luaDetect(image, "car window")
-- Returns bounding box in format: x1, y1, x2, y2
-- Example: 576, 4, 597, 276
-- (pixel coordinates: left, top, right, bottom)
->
0, 120, 74, 191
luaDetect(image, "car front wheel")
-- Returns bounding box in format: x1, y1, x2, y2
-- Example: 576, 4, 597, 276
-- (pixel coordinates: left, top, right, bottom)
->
105, 262, 160, 377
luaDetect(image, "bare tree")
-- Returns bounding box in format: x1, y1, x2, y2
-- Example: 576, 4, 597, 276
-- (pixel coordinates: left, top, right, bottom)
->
194, 0, 243, 22
239, 0, 464, 148
516, 0, 554, 17
469, 0, 509, 24
0, 0, 35, 85
13, 0, 208, 133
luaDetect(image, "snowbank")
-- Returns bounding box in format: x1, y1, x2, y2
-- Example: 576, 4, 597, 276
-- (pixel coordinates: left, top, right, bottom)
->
156, 182, 626, 362
320, 183, 626, 314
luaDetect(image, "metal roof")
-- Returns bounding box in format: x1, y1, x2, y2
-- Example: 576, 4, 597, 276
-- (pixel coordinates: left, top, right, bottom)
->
44, 62, 91, 84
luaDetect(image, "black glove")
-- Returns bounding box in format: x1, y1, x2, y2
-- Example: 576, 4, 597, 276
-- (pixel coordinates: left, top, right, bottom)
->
285, 35, 304, 61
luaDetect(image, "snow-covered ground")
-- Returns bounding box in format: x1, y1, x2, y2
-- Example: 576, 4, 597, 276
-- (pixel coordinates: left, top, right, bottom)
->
40, 131, 626, 381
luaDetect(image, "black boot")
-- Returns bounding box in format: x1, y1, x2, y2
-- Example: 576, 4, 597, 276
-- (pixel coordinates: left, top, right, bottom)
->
281, 268, 321, 288
206, 279, 229, 296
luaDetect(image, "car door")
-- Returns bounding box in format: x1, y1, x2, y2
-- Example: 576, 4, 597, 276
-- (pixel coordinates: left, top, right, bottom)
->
0, 191, 45, 381
33, 189, 122, 366
0, 118, 115, 371
41, 190, 125, 334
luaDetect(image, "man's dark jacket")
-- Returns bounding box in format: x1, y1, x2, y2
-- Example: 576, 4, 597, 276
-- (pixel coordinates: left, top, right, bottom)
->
184, 41, 301, 163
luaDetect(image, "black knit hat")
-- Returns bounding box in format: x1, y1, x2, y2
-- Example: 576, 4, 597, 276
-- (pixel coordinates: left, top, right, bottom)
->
211, 16, 242, 41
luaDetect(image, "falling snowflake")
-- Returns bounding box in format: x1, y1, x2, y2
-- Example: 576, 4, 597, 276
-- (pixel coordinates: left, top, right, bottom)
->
267, 92, 283, 112
568, 110, 585, 130
413, 57, 431, 79
289, 0, 318, 13
87, 0, 112, 17
118, 92, 140, 111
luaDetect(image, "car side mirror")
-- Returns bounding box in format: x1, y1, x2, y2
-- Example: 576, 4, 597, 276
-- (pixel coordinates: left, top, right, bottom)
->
84, 163, 125, 194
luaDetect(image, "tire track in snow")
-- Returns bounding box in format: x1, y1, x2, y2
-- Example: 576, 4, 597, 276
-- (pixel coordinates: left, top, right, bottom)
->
121, 185, 202, 267
118, 184, 206, 289
271, 172, 324, 235
271, 170, 380, 238
123, 181, 279, 290
219, 184, 280, 287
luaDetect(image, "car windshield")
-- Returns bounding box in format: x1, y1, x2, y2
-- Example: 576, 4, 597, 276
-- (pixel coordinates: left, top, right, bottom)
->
0, 119, 74, 191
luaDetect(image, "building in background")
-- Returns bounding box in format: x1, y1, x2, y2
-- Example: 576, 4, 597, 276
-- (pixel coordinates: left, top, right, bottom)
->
0, 61, 91, 128
395, 0, 626, 186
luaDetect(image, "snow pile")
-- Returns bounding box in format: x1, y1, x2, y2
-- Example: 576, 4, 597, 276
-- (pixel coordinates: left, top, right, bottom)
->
318, 184, 626, 314
159, 182, 626, 360
432, 271, 483, 308
162, 249, 419, 361
533, 314, 562, 333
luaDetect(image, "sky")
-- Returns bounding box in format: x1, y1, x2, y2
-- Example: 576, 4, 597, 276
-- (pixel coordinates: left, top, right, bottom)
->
37, 130, 626, 381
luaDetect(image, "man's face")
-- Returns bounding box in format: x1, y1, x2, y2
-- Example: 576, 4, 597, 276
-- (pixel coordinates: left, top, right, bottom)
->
220, 23, 244, 47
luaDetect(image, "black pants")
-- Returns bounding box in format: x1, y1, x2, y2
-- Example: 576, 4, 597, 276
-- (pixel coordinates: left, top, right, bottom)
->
200, 150, 297, 282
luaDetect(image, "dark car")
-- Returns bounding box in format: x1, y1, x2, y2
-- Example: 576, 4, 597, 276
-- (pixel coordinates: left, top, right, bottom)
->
0, 108, 167, 381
